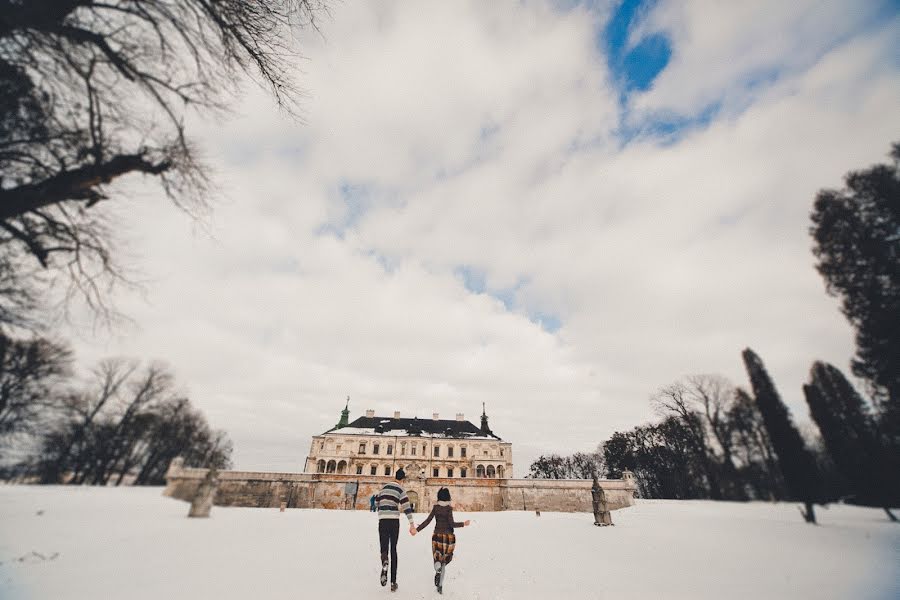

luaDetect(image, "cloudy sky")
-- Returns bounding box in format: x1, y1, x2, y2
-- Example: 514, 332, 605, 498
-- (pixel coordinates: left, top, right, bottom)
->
63, 0, 900, 474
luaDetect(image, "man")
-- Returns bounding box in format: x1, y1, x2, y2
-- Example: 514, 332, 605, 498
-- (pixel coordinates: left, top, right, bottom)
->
375, 468, 417, 592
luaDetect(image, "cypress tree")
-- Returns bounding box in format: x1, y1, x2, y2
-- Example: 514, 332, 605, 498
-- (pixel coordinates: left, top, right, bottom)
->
741, 348, 820, 523
804, 362, 898, 521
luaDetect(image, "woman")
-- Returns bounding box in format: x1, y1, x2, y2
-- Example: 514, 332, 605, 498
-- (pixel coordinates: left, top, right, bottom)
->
416, 487, 471, 594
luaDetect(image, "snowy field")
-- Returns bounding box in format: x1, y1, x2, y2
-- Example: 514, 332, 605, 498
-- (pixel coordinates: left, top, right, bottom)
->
1, 486, 898, 600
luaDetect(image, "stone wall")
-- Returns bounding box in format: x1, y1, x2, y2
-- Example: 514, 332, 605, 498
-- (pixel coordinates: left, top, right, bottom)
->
164, 460, 637, 513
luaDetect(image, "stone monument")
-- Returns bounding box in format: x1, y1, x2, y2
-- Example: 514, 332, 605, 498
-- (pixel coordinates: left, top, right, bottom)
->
188, 466, 219, 518
591, 474, 613, 526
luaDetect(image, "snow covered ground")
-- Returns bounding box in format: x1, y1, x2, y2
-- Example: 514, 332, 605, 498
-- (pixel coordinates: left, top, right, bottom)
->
1, 486, 897, 599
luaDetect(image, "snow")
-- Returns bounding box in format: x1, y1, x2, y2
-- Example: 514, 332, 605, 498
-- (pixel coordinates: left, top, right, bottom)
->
332, 428, 497, 440
1, 486, 898, 600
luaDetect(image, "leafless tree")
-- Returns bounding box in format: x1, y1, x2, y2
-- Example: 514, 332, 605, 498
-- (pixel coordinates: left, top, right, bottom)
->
653, 375, 743, 500
0, 0, 327, 322
37, 356, 230, 485
0, 332, 72, 443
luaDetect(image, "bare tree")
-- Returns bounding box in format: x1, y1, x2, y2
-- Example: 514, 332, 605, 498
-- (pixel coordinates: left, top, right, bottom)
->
653, 375, 742, 500
37, 356, 230, 485
0, 0, 327, 321
0, 332, 72, 443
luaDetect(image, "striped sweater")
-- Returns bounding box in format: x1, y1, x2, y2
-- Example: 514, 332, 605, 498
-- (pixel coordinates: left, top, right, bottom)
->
376, 482, 414, 523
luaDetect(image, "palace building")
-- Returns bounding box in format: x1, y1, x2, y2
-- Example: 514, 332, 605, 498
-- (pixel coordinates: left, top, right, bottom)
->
164, 397, 638, 513
304, 399, 513, 480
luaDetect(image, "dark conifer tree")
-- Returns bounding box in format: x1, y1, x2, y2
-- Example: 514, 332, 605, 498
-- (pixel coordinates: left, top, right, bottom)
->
810, 142, 900, 440
803, 362, 898, 521
741, 348, 820, 523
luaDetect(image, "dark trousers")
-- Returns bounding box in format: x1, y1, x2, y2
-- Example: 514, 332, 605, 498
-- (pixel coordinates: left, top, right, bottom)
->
378, 519, 400, 583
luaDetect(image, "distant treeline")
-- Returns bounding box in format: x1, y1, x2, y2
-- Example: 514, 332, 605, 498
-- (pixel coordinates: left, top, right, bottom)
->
528, 351, 899, 523
0, 336, 232, 485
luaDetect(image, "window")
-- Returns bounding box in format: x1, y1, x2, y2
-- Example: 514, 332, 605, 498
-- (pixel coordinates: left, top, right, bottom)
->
500, 449, 504, 457
336, 444, 342, 452
447, 468, 454, 477
411, 445, 416, 456
483, 450, 488, 456
384, 465, 392, 476
448, 447, 454, 458
433, 467, 439, 477
320, 442, 324, 450
400, 443, 406, 455
434, 445, 440, 457
370, 465, 377, 475
356, 465, 363, 475
460, 468, 467, 478
387, 444, 393, 455
373, 443, 380, 455
359, 443, 366, 454
461, 447, 466, 458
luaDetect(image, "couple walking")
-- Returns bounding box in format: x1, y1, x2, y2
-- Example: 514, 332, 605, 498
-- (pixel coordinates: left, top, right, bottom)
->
375, 468, 471, 593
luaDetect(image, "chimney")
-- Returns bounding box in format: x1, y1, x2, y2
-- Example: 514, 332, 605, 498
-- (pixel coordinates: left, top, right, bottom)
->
456, 413, 465, 421
432, 412, 439, 420
393, 410, 401, 419
365, 409, 375, 418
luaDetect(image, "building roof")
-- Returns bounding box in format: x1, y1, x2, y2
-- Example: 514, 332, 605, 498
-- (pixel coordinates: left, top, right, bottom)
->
323, 415, 503, 441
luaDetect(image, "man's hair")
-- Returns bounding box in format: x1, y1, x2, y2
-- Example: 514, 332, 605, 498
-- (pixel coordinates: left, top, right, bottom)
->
395, 468, 406, 481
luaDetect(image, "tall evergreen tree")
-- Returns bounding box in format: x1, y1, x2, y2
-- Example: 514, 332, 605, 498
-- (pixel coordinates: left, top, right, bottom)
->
741, 348, 820, 523
803, 362, 898, 521
810, 142, 900, 440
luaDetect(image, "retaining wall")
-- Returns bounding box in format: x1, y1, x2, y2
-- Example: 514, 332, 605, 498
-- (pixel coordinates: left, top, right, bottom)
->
163, 461, 637, 513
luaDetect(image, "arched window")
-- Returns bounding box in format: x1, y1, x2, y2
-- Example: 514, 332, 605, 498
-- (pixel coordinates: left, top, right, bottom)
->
497, 465, 505, 478
476, 465, 485, 478
370, 464, 377, 475
447, 467, 454, 477
487, 465, 496, 478
326, 460, 336, 473
460, 468, 467, 478
317, 460, 326, 473
384, 465, 392, 476
337, 460, 347, 474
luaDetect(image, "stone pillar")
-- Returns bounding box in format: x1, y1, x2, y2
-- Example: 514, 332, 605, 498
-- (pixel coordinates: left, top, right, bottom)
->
165, 456, 184, 479
621, 468, 638, 498
188, 467, 219, 518
591, 475, 613, 526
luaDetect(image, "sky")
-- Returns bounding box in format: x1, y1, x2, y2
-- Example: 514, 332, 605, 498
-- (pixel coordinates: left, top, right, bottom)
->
61, 0, 900, 475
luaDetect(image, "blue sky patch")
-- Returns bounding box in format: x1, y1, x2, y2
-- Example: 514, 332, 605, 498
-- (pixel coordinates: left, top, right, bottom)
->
530, 311, 562, 333
603, 0, 671, 97
316, 180, 374, 239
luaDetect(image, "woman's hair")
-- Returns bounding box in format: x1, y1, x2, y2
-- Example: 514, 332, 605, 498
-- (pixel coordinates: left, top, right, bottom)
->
437, 487, 451, 501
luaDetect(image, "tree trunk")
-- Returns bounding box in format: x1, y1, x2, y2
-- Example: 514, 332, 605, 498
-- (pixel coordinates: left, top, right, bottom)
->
800, 502, 817, 524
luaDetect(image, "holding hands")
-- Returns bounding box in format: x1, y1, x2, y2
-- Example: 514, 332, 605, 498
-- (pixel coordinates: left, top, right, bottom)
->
409, 524, 417, 536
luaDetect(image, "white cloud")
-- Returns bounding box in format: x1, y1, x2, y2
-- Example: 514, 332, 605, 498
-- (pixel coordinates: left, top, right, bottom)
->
628, 0, 890, 118
60, 1, 900, 474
